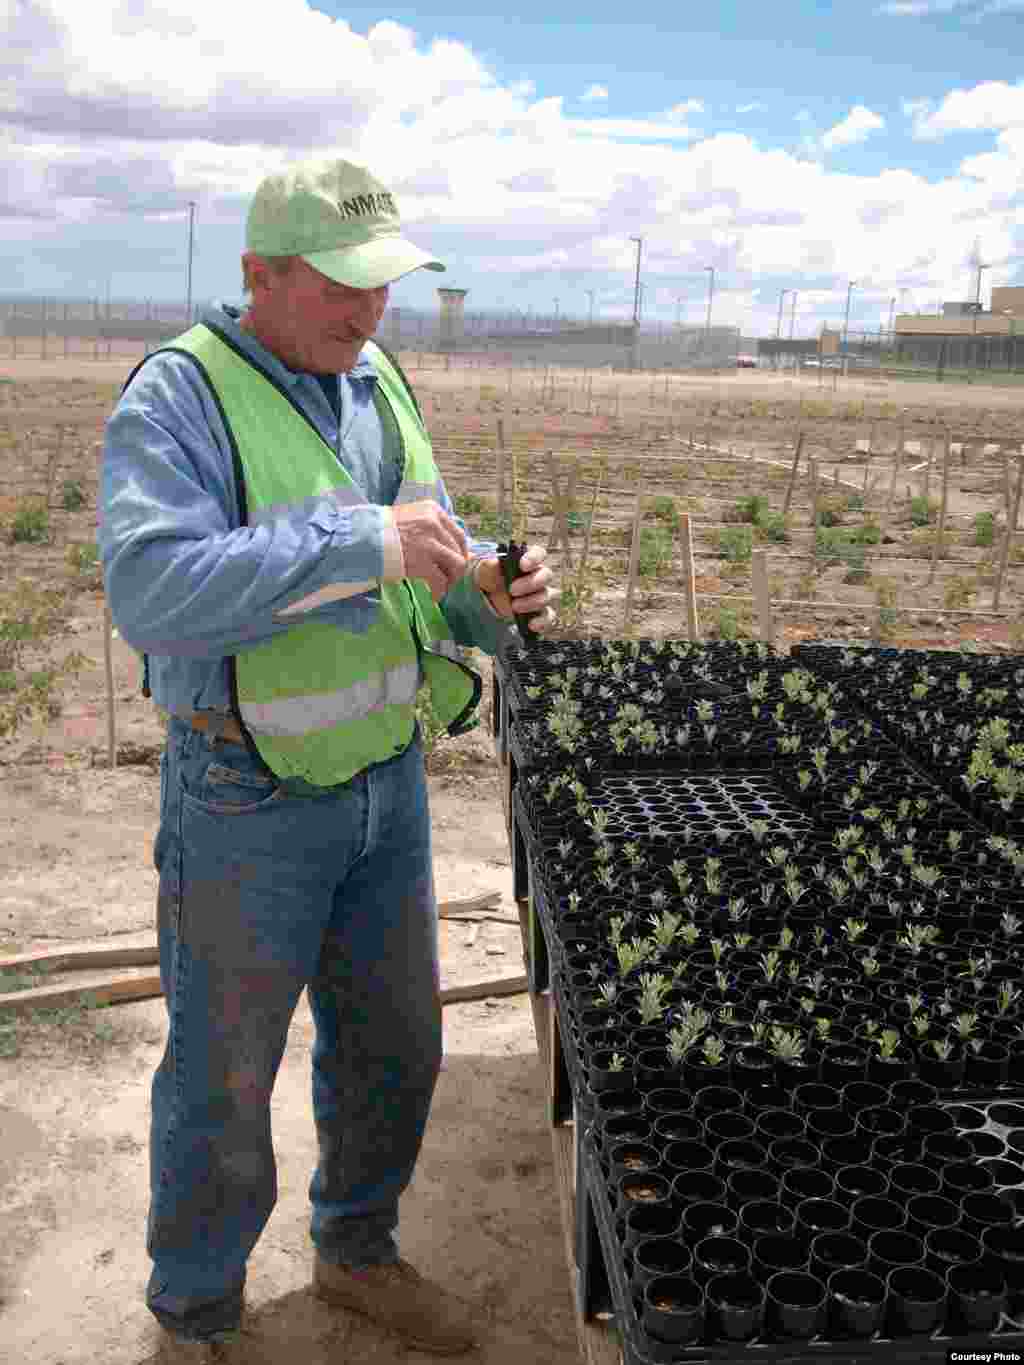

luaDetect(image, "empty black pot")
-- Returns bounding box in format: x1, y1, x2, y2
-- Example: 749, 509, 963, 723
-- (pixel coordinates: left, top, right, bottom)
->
631, 1237, 694, 1296
765, 1270, 827, 1339
726, 1168, 780, 1210
672, 1169, 727, 1209
782, 1167, 835, 1209
888, 1163, 941, 1200
753, 1233, 809, 1284
834, 1164, 889, 1201
851, 1195, 906, 1243
924, 1226, 983, 1278
827, 1268, 886, 1338
609, 1140, 662, 1186
623, 1203, 681, 1250
706, 1270, 765, 1342
682, 1200, 738, 1241
866, 1229, 925, 1282
947, 1261, 1007, 1332
886, 1265, 947, 1334
615, 1171, 673, 1221
642, 1274, 705, 1346
692, 1234, 751, 1287
906, 1193, 962, 1240
740, 1200, 796, 1238
810, 1232, 869, 1283
961, 1191, 1015, 1240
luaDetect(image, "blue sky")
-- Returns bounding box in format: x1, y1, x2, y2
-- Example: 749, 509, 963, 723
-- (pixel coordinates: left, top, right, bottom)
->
2, 0, 1023, 336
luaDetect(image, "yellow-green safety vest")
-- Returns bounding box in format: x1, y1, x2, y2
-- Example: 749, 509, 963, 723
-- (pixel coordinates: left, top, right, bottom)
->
147, 322, 481, 786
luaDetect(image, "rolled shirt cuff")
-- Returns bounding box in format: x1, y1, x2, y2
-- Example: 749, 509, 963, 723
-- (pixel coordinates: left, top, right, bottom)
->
470, 554, 505, 618
380, 507, 406, 582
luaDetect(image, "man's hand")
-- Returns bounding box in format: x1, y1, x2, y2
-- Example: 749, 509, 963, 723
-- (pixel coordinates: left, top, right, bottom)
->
475, 545, 556, 633
392, 500, 469, 601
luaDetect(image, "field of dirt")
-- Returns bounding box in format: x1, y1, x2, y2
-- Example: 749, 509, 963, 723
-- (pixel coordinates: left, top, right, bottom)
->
0, 349, 1022, 1364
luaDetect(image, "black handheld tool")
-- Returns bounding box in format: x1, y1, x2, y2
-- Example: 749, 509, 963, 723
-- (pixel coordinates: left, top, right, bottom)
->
497, 541, 542, 642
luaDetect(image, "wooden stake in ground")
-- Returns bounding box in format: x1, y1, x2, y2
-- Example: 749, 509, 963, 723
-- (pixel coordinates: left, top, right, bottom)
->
622, 490, 645, 633
679, 512, 699, 641
545, 452, 575, 572
993, 454, 1024, 611
883, 428, 902, 534
571, 460, 605, 630
102, 600, 117, 769
495, 419, 506, 529
751, 549, 774, 648
928, 430, 951, 586
782, 431, 805, 518
809, 459, 820, 532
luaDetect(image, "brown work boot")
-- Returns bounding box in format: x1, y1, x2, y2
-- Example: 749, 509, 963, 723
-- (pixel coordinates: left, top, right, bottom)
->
148, 1326, 247, 1362
313, 1255, 479, 1356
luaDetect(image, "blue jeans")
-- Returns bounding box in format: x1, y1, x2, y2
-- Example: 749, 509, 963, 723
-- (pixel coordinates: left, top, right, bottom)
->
146, 718, 441, 1342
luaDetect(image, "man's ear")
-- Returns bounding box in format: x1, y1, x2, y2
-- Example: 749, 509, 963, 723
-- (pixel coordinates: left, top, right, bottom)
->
242, 252, 270, 299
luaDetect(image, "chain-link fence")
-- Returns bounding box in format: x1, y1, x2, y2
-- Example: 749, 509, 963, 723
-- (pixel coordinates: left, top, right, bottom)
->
0, 296, 740, 372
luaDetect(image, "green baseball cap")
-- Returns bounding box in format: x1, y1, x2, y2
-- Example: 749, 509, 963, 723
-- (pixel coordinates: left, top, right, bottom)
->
246, 158, 445, 289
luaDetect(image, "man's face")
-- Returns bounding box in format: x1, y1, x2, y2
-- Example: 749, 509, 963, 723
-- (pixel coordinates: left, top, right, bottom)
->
246, 256, 389, 374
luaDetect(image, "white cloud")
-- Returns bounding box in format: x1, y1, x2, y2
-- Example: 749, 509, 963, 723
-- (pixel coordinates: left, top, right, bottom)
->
667, 100, 704, 118
580, 84, 608, 102
736, 103, 764, 114
567, 116, 697, 142
821, 106, 886, 149
912, 80, 1024, 138
1, 0, 1023, 335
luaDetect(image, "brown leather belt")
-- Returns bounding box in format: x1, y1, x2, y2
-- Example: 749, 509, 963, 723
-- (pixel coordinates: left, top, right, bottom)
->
159, 707, 247, 746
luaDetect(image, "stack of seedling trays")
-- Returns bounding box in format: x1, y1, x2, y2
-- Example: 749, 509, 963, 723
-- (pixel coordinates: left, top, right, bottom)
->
791, 642, 1024, 842
500, 636, 1024, 1363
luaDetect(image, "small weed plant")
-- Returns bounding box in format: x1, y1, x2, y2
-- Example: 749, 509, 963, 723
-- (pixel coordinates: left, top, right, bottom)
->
10, 498, 49, 544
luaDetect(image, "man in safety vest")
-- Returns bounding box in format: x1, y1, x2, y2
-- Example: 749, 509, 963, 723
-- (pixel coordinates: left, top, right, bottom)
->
100, 158, 554, 1360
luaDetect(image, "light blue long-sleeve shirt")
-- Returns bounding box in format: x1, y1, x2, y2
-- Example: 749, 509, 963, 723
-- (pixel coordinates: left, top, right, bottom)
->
100, 303, 512, 716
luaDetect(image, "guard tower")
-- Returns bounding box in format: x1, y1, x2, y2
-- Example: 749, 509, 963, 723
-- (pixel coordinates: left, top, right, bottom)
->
437, 288, 468, 352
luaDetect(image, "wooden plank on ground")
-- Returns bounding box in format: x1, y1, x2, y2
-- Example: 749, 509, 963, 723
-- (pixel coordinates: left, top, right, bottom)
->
0, 967, 529, 1016
0, 893, 505, 975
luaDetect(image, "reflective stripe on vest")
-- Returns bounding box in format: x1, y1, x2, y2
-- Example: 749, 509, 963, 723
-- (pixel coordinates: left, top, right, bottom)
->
153, 325, 480, 785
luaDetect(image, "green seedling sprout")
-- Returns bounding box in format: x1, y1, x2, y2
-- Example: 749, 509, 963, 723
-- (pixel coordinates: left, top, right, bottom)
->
769, 1026, 805, 1062
702, 1035, 726, 1066
998, 982, 1021, 1017
759, 950, 781, 983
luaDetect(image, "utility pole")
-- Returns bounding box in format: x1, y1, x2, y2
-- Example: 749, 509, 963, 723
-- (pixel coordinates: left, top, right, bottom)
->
629, 237, 643, 325
185, 200, 196, 325
776, 288, 789, 339
887, 295, 896, 338
554, 297, 559, 325
675, 293, 684, 328
842, 279, 856, 377
789, 290, 797, 339
704, 265, 715, 346
586, 289, 595, 326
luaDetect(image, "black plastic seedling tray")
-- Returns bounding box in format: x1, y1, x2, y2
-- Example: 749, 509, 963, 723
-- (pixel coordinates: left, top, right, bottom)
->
576, 1133, 1024, 1365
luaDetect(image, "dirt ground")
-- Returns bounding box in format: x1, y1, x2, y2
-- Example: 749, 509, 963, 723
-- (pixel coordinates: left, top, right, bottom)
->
0, 350, 1022, 1365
